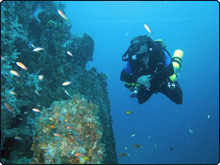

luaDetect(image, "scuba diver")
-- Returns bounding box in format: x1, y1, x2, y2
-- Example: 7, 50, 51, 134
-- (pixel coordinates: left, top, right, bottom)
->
120, 35, 183, 104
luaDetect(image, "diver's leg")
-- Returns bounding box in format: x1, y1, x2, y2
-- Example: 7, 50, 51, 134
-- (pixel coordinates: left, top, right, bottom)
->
137, 86, 154, 104
159, 81, 183, 104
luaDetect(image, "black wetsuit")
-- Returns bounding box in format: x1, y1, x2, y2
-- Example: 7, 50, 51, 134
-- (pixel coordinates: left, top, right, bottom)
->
120, 50, 182, 104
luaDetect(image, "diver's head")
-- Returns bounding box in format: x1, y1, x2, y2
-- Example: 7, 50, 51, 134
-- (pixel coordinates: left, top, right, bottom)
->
122, 35, 153, 61
129, 35, 151, 59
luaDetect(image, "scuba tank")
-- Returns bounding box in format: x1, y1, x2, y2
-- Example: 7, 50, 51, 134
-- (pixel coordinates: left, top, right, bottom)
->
169, 50, 184, 82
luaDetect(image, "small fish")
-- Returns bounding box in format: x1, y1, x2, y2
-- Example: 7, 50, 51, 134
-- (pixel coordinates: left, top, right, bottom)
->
73, 158, 79, 163
50, 125, 55, 128
170, 147, 174, 151
148, 136, 151, 139
24, 112, 28, 114
33, 47, 44, 52
4, 103, 14, 112
32, 108, 41, 113
130, 134, 136, 137
189, 129, 194, 134
125, 111, 133, 114
67, 126, 72, 129
144, 23, 152, 34
119, 153, 130, 157
1, 56, 6, 61
10, 70, 20, 77
31, 43, 36, 49
71, 150, 75, 155
14, 136, 22, 140
58, 10, 68, 20
16, 62, 28, 70
129, 93, 137, 98
35, 90, 40, 96
207, 114, 211, 120
62, 81, 71, 86
125, 147, 128, 150
9, 91, 17, 95
67, 51, 73, 56
132, 144, 143, 148
38, 75, 44, 80
64, 90, 70, 96
74, 153, 83, 157
79, 156, 85, 164
82, 156, 89, 162
53, 133, 61, 137
154, 144, 157, 148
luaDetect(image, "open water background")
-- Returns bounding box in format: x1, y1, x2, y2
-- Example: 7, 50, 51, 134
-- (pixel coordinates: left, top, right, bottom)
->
63, 1, 219, 164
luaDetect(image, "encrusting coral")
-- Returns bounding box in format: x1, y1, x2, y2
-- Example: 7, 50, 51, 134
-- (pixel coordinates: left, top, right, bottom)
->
31, 94, 105, 164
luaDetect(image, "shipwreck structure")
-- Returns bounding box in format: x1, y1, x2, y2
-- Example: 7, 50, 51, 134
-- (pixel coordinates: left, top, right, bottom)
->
1, 1, 118, 164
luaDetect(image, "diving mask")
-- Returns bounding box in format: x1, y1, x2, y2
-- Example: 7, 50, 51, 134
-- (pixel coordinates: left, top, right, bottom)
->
122, 35, 153, 62
122, 43, 148, 61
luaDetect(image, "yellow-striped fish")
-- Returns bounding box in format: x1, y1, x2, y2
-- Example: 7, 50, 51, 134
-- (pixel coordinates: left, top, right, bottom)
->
16, 62, 28, 70
58, 10, 68, 20
32, 108, 41, 113
125, 111, 133, 114
62, 81, 71, 86
9, 91, 17, 95
10, 70, 20, 77
53, 133, 61, 137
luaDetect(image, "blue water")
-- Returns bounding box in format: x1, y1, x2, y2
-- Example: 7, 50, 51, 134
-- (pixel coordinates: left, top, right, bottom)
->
63, 1, 219, 164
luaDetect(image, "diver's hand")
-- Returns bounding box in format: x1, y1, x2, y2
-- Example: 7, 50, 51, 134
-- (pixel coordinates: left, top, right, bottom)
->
137, 75, 152, 88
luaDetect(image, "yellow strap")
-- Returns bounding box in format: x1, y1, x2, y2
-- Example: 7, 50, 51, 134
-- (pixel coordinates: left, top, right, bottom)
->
125, 82, 140, 86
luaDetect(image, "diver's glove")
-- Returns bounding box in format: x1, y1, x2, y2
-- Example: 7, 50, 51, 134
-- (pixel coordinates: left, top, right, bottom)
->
136, 75, 152, 89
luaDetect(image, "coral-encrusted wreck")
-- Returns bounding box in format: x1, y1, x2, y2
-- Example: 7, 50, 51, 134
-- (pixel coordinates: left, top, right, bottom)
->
1, 1, 117, 164
32, 94, 108, 164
